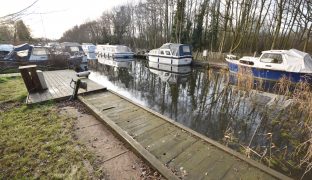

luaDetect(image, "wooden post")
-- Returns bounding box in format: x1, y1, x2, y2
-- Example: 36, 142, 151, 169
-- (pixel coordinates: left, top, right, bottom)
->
19, 68, 35, 92
29, 67, 42, 90
19, 65, 43, 93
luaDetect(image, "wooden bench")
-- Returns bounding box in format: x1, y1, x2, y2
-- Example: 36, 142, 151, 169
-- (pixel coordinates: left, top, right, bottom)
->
19, 65, 43, 93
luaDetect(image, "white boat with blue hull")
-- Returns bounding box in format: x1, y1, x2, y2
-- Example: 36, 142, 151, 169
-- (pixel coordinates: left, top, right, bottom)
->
148, 43, 192, 66
226, 49, 312, 83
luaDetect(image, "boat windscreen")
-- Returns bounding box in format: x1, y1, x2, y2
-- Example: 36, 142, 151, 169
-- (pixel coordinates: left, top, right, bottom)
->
32, 48, 47, 55
117, 46, 131, 52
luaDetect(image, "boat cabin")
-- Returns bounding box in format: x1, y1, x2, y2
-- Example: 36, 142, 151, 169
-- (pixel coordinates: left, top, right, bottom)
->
256, 49, 312, 73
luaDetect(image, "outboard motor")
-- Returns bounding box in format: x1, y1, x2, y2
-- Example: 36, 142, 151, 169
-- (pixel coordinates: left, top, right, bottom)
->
69, 71, 90, 100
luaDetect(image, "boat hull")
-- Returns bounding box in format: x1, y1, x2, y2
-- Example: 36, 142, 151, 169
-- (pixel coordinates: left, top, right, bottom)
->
113, 53, 134, 59
148, 55, 192, 66
227, 61, 312, 83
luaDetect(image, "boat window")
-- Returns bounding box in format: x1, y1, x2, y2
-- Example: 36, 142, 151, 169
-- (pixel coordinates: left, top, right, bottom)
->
260, 53, 283, 64
239, 60, 254, 65
70, 46, 79, 52
165, 51, 171, 55
182, 46, 190, 53
32, 48, 47, 56
160, 50, 164, 55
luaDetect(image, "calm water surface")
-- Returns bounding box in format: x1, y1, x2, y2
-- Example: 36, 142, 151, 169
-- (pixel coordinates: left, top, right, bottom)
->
88, 58, 310, 178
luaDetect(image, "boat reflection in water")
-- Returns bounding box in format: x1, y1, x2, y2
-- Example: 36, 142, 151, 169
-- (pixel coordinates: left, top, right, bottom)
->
98, 58, 133, 68
148, 61, 191, 84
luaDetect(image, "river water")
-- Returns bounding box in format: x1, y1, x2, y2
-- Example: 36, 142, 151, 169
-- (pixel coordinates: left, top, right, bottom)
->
87, 58, 310, 179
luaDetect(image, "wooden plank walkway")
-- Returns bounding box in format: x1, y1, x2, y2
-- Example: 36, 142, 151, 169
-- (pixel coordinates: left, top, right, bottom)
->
79, 90, 291, 180
26, 70, 105, 104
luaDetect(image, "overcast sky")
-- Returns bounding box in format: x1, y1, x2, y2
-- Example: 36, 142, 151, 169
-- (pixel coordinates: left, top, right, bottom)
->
1, 0, 134, 39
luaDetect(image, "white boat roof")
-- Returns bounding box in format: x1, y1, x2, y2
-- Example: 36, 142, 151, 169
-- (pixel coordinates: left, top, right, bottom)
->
0, 44, 13, 52
261, 49, 312, 73
96, 44, 132, 53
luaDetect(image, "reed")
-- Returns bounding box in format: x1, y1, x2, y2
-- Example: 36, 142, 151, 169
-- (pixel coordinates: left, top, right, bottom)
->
221, 70, 312, 178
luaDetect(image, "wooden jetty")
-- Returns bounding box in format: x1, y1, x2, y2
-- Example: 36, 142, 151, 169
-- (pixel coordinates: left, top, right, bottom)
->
26, 70, 105, 104
24, 69, 290, 179
79, 90, 291, 180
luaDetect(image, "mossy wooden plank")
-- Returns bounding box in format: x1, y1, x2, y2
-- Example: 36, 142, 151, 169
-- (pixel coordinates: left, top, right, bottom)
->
92, 94, 122, 103
238, 166, 276, 180
126, 120, 166, 137
116, 115, 151, 129
155, 137, 198, 164
167, 141, 208, 168
83, 91, 111, 100
125, 118, 163, 133
221, 162, 274, 180
142, 129, 181, 151
135, 123, 176, 144
91, 97, 123, 107
171, 142, 219, 174
148, 130, 196, 155
102, 106, 141, 119
108, 108, 149, 122
193, 155, 236, 180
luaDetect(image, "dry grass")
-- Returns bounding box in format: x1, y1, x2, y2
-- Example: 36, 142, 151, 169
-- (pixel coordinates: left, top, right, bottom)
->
222, 71, 312, 178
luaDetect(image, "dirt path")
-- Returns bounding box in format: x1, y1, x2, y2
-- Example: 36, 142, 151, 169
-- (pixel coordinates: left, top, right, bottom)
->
60, 104, 162, 180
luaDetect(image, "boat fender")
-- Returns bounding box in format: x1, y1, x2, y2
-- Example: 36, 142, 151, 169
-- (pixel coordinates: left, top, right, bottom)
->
76, 71, 90, 78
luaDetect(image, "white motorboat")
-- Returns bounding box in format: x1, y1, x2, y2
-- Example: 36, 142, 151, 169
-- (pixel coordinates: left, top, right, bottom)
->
148, 43, 192, 66
96, 44, 134, 61
226, 49, 312, 83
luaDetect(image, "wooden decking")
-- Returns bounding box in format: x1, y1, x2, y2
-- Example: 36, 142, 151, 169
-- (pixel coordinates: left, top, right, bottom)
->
79, 90, 291, 180
26, 70, 105, 104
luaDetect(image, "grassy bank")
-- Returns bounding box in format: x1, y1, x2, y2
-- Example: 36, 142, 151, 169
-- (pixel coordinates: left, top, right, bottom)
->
0, 76, 98, 179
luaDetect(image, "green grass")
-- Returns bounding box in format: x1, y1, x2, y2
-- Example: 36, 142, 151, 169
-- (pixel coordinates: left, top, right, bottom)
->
0, 76, 98, 179
0, 67, 19, 74
0, 76, 27, 103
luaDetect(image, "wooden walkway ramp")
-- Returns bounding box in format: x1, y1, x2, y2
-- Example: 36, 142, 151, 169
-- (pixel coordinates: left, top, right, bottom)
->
79, 90, 291, 180
27, 70, 105, 104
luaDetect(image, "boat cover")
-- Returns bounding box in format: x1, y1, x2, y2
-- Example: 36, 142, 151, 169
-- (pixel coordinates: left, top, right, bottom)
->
0, 44, 13, 52
160, 43, 192, 56
4, 43, 32, 60
14, 43, 31, 51
261, 49, 312, 73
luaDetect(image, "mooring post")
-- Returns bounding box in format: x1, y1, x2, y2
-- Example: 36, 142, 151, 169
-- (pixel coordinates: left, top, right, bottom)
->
72, 79, 81, 100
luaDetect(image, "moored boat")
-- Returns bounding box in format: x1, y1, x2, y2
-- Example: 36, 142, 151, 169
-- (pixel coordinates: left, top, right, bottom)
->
82, 43, 97, 60
60, 42, 87, 62
96, 44, 134, 61
226, 49, 312, 83
148, 43, 192, 66
4, 44, 49, 61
